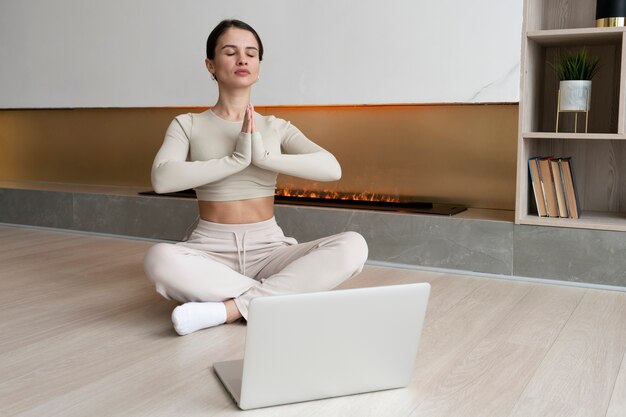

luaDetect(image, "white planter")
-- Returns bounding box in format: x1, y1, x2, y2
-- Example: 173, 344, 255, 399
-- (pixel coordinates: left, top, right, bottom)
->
559, 80, 592, 111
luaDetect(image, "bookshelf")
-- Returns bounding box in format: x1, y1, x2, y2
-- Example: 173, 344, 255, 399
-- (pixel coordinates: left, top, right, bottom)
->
516, 0, 626, 232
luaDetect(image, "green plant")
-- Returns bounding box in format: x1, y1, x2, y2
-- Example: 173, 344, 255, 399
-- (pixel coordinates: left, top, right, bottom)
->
550, 48, 600, 81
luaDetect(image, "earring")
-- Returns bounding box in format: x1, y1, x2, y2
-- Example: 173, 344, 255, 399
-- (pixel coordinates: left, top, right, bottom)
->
211, 73, 216, 81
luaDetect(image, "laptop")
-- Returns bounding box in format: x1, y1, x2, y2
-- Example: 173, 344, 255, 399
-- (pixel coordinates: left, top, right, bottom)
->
213, 283, 431, 410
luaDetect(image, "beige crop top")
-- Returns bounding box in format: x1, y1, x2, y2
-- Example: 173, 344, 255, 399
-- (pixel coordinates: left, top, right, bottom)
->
151, 109, 341, 201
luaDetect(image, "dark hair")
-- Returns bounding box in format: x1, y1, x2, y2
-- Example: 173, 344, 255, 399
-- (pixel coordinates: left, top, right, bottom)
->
206, 19, 264, 61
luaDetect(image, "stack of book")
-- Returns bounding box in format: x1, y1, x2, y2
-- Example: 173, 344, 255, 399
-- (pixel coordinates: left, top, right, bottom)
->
528, 157, 580, 219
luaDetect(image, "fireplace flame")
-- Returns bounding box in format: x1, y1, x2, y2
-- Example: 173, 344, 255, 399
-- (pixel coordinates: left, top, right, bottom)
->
275, 188, 400, 203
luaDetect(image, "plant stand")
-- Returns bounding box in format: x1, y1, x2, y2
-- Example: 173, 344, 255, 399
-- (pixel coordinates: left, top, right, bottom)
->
555, 88, 591, 133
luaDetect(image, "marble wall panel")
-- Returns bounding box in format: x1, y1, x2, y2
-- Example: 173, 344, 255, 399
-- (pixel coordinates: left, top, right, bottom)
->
276, 205, 514, 275
0, 188, 73, 229
72, 194, 198, 241
514, 225, 626, 287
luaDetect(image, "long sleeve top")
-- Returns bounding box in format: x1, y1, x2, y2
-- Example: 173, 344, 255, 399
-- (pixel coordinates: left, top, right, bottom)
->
151, 109, 341, 201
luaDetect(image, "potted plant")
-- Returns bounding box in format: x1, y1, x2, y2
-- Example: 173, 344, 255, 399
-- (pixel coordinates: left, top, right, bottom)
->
551, 48, 600, 112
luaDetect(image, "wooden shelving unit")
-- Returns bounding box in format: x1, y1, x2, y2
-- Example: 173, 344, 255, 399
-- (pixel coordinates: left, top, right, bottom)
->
516, 0, 626, 232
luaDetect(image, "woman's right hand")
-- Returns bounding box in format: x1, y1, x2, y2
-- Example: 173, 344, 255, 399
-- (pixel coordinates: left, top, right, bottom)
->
235, 104, 254, 166
241, 104, 254, 134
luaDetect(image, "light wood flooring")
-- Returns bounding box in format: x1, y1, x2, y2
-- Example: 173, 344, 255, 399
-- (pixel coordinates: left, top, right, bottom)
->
1, 225, 626, 417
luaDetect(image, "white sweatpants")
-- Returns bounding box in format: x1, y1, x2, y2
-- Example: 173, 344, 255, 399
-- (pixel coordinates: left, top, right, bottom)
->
143, 217, 368, 319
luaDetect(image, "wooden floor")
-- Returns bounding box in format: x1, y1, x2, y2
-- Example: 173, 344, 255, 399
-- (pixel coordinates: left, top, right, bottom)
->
1, 225, 626, 417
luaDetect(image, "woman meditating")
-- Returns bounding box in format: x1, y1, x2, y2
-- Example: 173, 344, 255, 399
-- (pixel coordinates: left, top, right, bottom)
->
143, 19, 368, 335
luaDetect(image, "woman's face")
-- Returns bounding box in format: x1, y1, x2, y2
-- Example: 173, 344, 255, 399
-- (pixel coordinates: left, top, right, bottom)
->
206, 28, 260, 89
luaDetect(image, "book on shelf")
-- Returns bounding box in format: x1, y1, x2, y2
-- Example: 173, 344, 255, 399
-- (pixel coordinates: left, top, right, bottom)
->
559, 158, 580, 219
528, 157, 547, 217
528, 156, 580, 219
538, 157, 559, 217
550, 159, 568, 218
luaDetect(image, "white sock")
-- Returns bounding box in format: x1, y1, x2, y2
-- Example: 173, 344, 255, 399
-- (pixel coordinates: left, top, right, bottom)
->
171, 302, 227, 335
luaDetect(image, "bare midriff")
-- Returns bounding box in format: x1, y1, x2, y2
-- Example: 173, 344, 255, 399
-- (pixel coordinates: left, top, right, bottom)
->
198, 196, 275, 224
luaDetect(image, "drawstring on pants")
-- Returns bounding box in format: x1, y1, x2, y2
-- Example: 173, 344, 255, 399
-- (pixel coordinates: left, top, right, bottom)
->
233, 231, 248, 276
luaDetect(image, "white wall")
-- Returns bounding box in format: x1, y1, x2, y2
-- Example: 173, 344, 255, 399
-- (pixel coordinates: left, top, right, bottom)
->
0, 0, 523, 108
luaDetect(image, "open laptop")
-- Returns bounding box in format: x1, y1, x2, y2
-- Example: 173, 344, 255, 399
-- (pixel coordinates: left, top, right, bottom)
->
213, 283, 431, 410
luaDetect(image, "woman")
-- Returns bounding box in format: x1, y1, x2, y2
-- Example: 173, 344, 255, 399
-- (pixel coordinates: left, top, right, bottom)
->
143, 19, 368, 335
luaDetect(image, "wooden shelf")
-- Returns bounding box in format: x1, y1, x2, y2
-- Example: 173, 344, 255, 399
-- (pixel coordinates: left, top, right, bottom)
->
528, 27, 625, 46
518, 211, 626, 232
522, 132, 626, 140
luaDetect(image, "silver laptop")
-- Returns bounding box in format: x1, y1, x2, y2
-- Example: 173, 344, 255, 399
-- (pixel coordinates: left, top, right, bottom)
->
213, 283, 431, 410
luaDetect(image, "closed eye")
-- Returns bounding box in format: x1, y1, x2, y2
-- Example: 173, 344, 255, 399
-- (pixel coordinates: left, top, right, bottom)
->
221, 44, 259, 57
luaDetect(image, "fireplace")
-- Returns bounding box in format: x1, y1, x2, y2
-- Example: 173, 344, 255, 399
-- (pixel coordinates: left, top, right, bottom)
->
274, 189, 465, 215
140, 188, 466, 216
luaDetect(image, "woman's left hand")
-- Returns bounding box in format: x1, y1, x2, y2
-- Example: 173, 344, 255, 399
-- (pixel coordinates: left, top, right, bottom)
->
249, 103, 269, 164
249, 104, 257, 133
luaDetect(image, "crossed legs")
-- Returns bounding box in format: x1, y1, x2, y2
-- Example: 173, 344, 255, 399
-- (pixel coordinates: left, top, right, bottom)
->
144, 231, 368, 335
